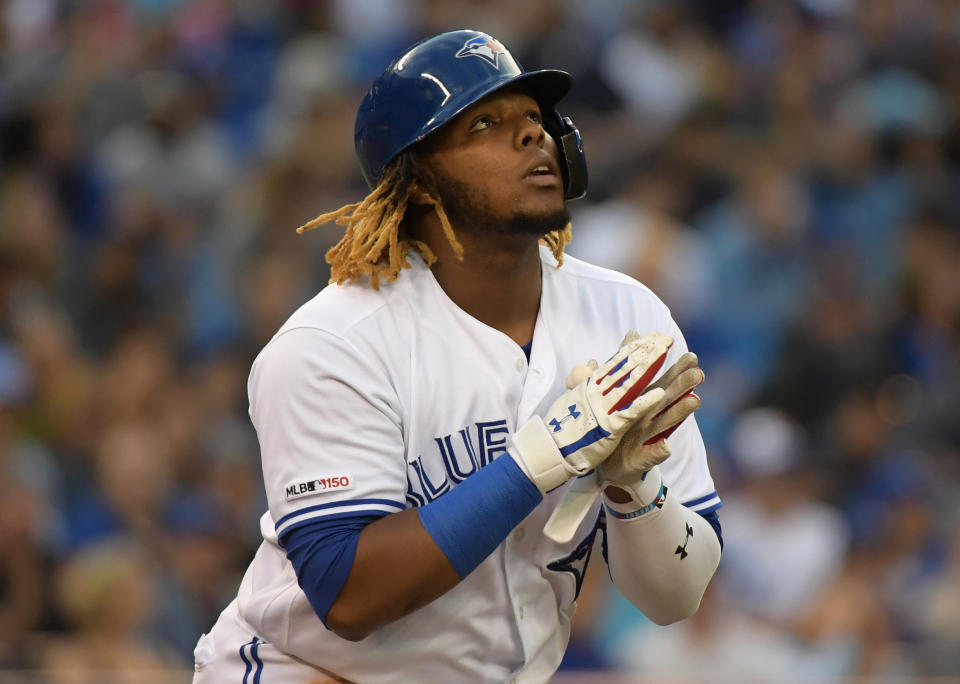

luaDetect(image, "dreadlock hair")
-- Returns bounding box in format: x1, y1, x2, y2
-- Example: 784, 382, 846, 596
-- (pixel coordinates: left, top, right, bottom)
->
297, 151, 573, 290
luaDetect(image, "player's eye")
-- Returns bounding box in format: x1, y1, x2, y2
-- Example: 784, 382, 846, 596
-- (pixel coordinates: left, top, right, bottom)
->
469, 115, 494, 132
528, 111, 543, 125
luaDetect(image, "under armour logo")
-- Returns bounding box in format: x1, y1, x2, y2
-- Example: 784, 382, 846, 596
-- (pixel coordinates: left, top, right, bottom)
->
675, 522, 693, 560
549, 405, 582, 432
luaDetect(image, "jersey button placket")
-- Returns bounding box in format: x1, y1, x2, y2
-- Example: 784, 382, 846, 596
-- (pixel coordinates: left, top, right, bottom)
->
515, 358, 525, 373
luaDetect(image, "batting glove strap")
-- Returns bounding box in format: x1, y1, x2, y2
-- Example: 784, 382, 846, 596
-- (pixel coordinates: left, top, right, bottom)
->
510, 416, 579, 494
603, 465, 666, 517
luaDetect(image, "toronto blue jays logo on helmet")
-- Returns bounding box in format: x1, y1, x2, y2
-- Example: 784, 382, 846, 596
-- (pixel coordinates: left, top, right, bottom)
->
455, 35, 506, 68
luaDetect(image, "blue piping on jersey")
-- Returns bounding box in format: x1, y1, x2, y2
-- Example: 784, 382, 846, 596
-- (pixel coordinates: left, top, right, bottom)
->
274, 498, 405, 530
691, 501, 723, 515
250, 637, 263, 684
682, 490, 721, 508
239, 637, 253, 683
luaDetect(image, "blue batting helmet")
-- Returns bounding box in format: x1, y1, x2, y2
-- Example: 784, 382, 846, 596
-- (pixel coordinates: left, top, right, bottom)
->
354, 29, 588, 200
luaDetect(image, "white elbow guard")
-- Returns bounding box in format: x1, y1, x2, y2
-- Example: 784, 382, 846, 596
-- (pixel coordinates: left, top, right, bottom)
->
604, 467, 721, 625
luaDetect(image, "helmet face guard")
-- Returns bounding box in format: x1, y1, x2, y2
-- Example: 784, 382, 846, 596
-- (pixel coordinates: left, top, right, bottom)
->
354, 30, 588, 200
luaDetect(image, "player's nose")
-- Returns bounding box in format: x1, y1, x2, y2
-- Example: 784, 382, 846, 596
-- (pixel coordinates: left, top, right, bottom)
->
515, 115, 546, 150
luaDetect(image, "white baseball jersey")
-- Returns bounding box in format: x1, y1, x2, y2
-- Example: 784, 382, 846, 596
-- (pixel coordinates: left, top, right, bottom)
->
224, 245, 720, 683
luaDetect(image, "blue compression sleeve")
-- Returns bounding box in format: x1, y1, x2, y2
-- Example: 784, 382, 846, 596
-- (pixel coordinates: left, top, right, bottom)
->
418, 454, 542, 578
281, 512, 384, 626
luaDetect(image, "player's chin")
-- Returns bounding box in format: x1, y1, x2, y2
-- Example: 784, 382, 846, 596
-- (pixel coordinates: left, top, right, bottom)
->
516, 185, 565, 215
506, 203, 571, 236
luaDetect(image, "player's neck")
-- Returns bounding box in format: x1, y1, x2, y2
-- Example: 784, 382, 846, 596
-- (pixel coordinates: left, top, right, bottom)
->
419, 222, 542, 347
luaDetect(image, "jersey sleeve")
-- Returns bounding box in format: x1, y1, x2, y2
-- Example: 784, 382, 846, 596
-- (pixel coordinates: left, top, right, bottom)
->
248, 326, 408, 541
654, 315, 722, 514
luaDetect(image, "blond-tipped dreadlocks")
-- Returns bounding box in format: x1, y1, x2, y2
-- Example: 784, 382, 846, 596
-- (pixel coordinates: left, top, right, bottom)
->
297, 152, 572, 290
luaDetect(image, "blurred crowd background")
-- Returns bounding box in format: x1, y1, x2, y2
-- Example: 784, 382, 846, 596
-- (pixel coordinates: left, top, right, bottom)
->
1, 0, 959, 682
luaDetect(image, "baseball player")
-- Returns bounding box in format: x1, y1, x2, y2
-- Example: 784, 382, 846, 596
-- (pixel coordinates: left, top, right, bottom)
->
193, 30, 723, 683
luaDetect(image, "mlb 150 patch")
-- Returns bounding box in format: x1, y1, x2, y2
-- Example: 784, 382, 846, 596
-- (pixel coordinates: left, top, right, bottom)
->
284, 475, 354, 502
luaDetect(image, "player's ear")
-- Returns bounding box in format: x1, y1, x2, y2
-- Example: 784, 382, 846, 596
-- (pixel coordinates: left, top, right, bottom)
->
408, 175, 436, 207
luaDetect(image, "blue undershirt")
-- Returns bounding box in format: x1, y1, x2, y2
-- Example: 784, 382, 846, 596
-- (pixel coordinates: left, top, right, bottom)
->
281, 512, 385, 626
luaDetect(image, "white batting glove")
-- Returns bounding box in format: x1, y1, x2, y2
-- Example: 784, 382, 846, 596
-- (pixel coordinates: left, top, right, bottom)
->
543, 337, 704, 542
601, 346, 703, 505
510, 332, 672, 494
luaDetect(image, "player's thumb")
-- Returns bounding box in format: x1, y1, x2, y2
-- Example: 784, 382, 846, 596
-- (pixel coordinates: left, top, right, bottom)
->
641, 439, 672, 467
565, 359, 598, 390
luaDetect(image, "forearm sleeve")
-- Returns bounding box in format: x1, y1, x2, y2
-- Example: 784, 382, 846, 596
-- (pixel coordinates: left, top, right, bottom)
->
604, 467, 722, 625
419, 453, 542, 578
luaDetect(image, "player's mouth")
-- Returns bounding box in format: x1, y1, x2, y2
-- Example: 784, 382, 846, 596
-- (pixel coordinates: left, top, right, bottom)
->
523, 160, 560, 187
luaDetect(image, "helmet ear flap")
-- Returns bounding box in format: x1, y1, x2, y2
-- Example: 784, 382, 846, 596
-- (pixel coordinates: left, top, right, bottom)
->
557, 117, 587, 200
541, 111, 587, 201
